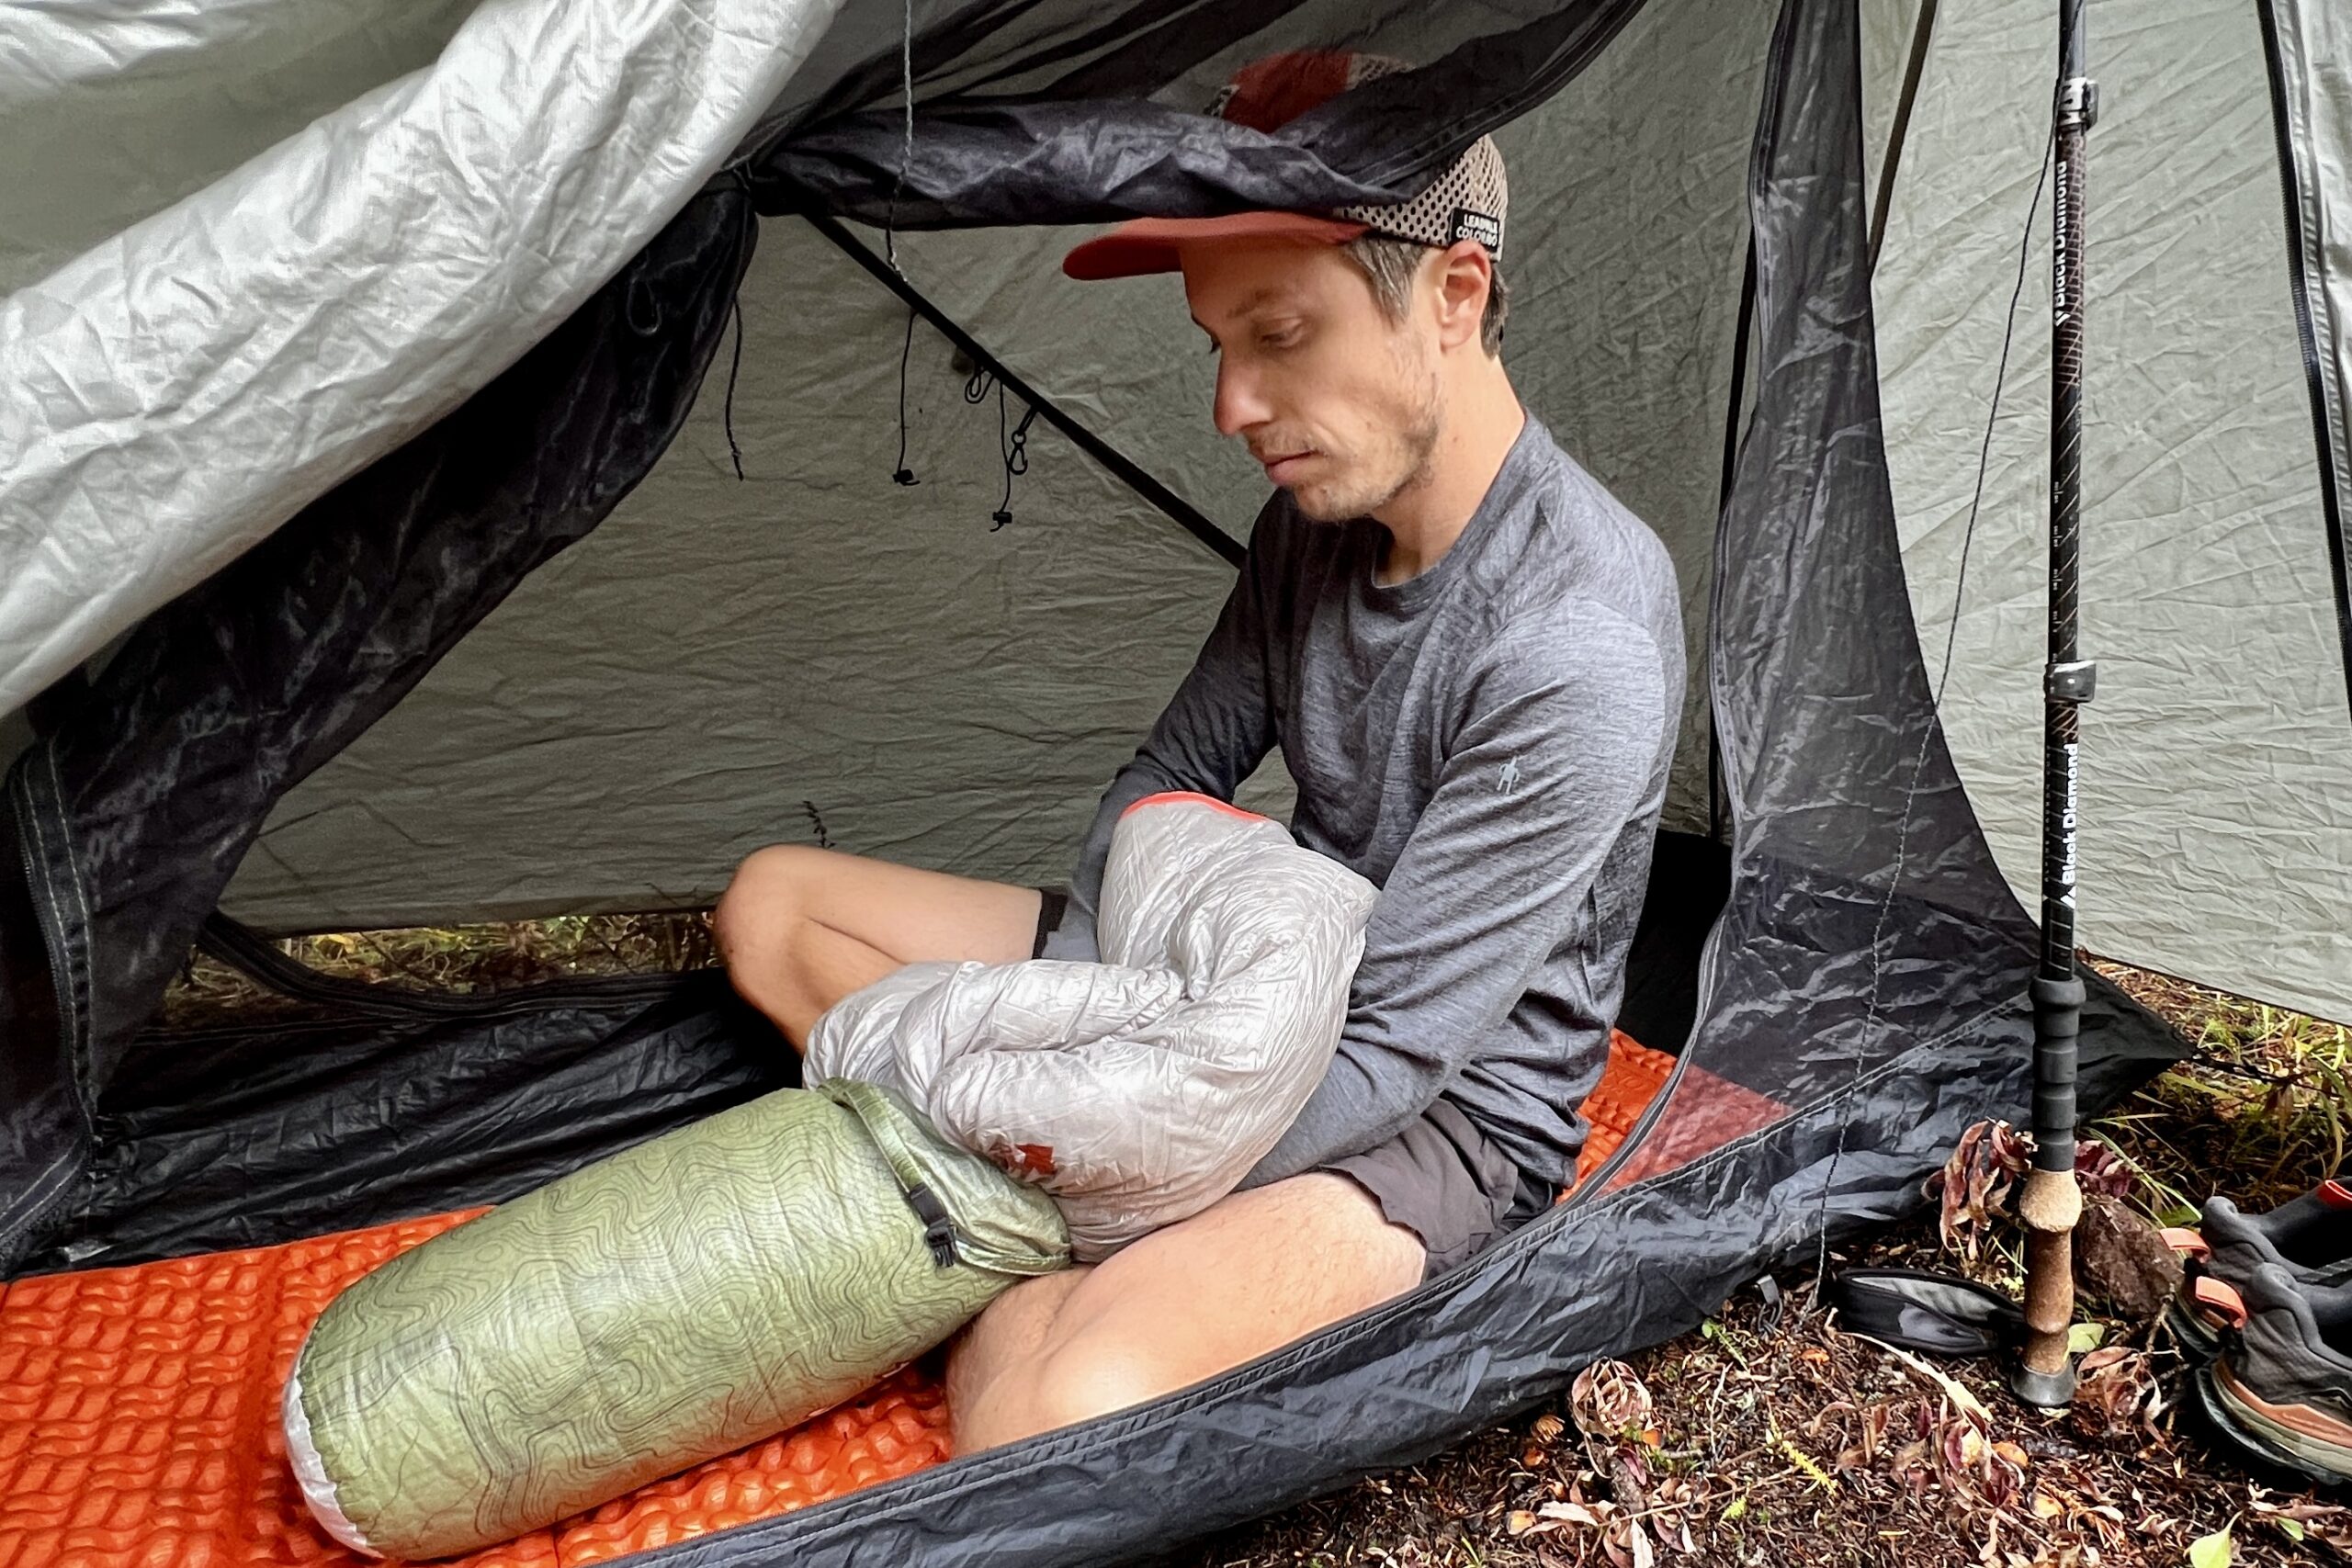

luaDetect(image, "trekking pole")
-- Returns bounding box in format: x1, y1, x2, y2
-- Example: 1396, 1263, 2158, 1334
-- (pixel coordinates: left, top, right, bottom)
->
2012, 0, 2097, 1409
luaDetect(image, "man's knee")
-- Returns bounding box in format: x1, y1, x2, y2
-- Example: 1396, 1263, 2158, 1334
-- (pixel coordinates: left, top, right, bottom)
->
710, 844, 825, 968
952, 1320, 1168, 1452
949, 1176, 1423, 1452
1022, 1333, 1171, 1435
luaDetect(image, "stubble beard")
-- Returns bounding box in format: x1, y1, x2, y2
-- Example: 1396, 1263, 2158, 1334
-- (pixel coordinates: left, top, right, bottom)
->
1290, 360, 1444, 525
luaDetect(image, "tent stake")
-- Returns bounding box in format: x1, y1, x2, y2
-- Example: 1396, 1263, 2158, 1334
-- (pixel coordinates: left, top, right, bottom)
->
2013, 0, 2098, 1411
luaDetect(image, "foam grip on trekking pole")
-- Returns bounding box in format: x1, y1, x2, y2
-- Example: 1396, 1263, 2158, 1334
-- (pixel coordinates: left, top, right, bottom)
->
280, 1080, 1069, 1560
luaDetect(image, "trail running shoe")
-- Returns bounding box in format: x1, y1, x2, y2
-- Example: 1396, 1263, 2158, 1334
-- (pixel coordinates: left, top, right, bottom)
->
2195, 1262, 2352, 1488
2165, 1185, 2352, 1364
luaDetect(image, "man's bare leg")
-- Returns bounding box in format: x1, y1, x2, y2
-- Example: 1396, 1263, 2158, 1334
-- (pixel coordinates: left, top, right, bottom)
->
710, 845, 1042, 1046
946, 1172, 1424, 1452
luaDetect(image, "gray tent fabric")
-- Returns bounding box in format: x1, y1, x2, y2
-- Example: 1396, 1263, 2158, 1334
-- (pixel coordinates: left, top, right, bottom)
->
219, 0, 1765, 929
3, 0, 2345, 1032
165, 0, 2352, 1028
219, 217, 1267, 928
2260, 0, 2352, 709
0, 0, 845, 719
1869, 0, 2352, 1023
0, 188, 762, 1267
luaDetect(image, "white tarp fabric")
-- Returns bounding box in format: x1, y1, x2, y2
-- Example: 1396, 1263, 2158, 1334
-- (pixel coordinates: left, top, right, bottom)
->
0, 0, 846, 718
219, 0, 1763, 928
807, 792, 1376, 1261
0, 0, 478, 295
1871, 0, 2352, 1023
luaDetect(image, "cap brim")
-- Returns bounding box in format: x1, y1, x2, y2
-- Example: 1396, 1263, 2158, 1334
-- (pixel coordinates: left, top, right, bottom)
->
1061, 212, 1368, 280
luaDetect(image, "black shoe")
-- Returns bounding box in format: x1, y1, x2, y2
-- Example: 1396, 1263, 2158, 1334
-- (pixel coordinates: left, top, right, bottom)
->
2193, 1262, 2352, 1487
2165, 1186, 2352, 1364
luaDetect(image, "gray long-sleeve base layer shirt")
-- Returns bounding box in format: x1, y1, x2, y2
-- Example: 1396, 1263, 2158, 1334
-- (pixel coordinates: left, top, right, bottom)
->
1042, 415, 1685, 1191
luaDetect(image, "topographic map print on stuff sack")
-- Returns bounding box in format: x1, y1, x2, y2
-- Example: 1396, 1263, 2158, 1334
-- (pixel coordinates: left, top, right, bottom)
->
282, 1080, 1068, 1560
808, 793, 1378, 1260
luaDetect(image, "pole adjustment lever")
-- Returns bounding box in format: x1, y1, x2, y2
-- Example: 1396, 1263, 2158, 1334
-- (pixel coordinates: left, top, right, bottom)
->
2045, 660, 2098, 703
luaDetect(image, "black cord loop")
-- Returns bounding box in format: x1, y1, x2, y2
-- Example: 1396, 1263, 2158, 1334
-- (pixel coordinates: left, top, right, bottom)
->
722, 296, 746, 481
991, 385, 1038, 530
893, 306, 920, 486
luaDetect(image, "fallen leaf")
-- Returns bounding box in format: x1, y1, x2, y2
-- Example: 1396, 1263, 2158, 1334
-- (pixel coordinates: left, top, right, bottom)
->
1859, 1334, 1996, 1425
2067, 1321, 2107, 1354
2187, 1528, 2232, 1568
1571, 1359, 1656, 1439
1507, 1510, 1540, 1537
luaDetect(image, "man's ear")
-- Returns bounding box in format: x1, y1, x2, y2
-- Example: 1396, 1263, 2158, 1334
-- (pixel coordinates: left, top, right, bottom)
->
1430, 241, 1494, 354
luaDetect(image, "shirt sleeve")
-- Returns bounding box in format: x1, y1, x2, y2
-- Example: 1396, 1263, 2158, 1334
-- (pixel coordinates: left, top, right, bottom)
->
1039, 510, 1283, 961
1240, 602, 1670, 1183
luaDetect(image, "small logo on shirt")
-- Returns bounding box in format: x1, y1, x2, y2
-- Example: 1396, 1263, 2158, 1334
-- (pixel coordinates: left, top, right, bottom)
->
1497, 757, 1523, 795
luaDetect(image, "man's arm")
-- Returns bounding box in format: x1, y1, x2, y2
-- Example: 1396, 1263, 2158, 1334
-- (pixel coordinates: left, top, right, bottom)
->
1242, 603, 1670, 1182
1040, 517, 1283, 960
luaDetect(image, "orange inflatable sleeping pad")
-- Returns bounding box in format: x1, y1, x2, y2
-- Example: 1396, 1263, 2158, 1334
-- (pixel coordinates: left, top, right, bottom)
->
0, 1031, 1753, 1568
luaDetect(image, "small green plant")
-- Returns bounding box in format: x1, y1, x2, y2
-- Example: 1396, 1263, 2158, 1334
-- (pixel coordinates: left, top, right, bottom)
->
2088, 958, 2349, 1212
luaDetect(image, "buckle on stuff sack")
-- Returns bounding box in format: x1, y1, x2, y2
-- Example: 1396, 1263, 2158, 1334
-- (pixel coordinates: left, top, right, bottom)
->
902, 1183, 962, 1268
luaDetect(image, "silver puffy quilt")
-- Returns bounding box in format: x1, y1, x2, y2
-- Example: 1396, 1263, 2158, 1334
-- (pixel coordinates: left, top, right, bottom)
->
806, 793, 1375, 1260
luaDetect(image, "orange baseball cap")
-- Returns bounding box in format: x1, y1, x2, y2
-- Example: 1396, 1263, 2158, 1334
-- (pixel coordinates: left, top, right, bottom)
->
1061, 51, 1508, 282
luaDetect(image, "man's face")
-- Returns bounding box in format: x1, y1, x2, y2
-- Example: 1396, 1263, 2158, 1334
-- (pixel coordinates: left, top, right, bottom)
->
1181, 239, 1442, 523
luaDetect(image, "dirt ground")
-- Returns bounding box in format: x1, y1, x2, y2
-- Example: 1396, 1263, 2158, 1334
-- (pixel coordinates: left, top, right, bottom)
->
167, 926, 2352, 1567
1174, 959, 2352, 1568
1171, 1252, 2337, 1568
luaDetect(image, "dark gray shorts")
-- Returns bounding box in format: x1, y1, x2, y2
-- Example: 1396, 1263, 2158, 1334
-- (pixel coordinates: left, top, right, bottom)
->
1321, 1100, 1554, 1279
1031, 887, 1069, 958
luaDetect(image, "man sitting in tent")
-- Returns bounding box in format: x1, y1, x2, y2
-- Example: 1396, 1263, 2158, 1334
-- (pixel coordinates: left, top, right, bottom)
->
713, 52, 1684, 1451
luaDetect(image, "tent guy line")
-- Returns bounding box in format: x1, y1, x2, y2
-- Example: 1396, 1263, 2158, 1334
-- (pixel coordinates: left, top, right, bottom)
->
803, 209, 1247, 569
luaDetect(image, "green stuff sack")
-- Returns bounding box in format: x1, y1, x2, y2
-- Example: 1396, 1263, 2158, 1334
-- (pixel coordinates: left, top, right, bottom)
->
282, 1079, 1069, 1559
